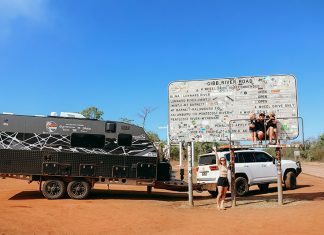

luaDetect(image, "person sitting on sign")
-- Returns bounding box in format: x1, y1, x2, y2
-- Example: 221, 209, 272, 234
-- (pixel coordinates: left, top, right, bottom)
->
248, 112, 257, 144
266, 112, 279, 145
255, 113, 266, 144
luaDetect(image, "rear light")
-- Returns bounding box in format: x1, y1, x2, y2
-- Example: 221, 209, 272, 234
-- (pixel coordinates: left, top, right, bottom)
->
209, 165, 218, 171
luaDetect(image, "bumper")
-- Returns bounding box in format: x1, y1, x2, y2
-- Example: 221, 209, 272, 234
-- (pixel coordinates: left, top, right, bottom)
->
197, 178, 217, 183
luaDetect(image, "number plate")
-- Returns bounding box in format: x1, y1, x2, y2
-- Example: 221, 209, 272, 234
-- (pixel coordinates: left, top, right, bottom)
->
202, 172, 208, 176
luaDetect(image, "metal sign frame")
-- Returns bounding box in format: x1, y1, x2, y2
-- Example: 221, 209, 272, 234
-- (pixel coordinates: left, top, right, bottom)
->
168, 75, 300, 208
228, 116, 305, 206
229, 117, 304, 146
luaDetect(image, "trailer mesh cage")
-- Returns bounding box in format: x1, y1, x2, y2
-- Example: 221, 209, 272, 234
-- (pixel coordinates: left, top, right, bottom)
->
0, 114, 159, 180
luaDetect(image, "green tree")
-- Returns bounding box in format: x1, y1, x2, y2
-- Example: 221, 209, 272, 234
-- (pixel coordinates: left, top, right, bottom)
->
146, 131, 164, 159
319, 134, 324, 145
264, 134, 324, 162
80, 107, 104, 120
170, 145, 180, 160
309, 134, 324, 161
146, 131, 160, 142
168, 142, 226, 162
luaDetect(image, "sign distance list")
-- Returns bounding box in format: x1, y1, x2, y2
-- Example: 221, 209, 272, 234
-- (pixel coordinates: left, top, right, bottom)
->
168, 75, 298, 143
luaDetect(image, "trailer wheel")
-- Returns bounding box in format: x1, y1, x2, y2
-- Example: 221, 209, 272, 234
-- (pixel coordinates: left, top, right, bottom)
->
67, 181, 91, 199
42, 180, 66, 200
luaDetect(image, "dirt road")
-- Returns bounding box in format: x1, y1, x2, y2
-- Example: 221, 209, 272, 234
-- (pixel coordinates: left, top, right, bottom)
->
302, 162, 324, 178
0, 173, 324, 235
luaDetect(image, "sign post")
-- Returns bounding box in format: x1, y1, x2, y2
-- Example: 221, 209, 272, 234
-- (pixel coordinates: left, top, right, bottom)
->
191, 142, 195, 167
158, 125, 170, 160
179, 142, 184, 181
187, 142, 194, 207
179, 142, 183, 167
276, 147, 283, 205
229, 148, 236, 207
294, 150, 300, 162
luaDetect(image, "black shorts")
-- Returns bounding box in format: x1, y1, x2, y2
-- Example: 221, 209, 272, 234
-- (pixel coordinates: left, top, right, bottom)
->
217, 177, 229, 187
267, 123, 277, 129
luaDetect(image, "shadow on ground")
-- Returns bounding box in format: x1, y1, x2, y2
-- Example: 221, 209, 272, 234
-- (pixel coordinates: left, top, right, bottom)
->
8, 184, 324, 205
9, 189, 206, 201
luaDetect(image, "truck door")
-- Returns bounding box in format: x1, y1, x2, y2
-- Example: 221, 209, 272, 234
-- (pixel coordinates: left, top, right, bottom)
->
237, 152, 257, 184
254, 152, 277, 182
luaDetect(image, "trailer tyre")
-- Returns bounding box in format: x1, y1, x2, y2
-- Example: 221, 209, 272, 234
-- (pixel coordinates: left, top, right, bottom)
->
42, 180, 66, 200
67, 180, 91, 199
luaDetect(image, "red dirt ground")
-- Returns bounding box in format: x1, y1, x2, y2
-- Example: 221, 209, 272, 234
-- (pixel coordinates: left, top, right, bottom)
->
0, 173, 324, 235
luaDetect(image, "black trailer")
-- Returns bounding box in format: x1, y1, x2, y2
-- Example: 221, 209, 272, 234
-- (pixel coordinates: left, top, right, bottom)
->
0, 113, 188, 199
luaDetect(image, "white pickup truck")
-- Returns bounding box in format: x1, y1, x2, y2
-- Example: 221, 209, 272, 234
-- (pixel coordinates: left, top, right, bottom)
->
196, 149, 302, 197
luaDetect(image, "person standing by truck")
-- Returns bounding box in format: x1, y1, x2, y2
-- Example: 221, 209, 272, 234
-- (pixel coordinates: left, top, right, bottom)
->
213, 146, 229, 210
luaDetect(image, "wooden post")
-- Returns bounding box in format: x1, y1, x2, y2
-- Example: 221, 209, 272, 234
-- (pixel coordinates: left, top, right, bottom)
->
230, 148, 236, 207
191, 142, 195, 167
187, 142, 194, 207
276, 147, 283, 205
179, 142, 183, 168
179, 142, 184, 181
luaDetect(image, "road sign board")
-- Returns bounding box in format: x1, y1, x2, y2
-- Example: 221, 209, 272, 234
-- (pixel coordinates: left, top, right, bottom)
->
168, 75, 298, 143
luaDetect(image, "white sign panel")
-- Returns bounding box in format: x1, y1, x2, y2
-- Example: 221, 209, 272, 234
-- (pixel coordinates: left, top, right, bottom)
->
168, 75, 298, 143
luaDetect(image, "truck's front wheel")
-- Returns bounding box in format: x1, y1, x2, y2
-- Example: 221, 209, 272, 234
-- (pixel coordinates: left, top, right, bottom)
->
42, 180, 66, 200
235, 177, 249, 196
67, 180, 91, 199
284, 172, 297, 190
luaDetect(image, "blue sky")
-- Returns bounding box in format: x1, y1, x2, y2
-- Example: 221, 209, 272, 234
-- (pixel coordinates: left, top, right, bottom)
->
0, 0, 323, 140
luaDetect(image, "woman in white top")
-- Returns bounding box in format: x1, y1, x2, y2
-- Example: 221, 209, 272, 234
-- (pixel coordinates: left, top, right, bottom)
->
213, 146, 229, 210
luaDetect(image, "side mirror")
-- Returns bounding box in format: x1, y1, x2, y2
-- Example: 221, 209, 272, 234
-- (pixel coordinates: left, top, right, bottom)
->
117, 133, 132, 147
272, 158, 276, 164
